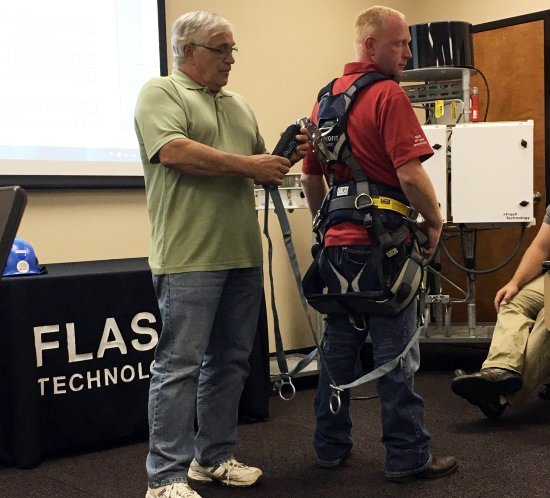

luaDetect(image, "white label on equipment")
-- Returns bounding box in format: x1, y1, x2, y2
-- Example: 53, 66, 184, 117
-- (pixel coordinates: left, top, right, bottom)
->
336, 186, 349, 196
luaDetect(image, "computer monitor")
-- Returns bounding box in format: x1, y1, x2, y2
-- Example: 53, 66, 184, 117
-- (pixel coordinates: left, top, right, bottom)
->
0, 186, 27, 275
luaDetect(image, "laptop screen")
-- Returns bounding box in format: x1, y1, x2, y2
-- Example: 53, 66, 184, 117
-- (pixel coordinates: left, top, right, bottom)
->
0, 186, 27, 275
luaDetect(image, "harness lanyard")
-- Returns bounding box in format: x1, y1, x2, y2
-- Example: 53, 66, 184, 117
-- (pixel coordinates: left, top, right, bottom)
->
263, 186, 330, 400
265, 184, 423, 414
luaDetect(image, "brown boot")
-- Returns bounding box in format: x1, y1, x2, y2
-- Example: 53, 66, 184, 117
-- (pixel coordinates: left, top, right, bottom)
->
386, 456, 458, 482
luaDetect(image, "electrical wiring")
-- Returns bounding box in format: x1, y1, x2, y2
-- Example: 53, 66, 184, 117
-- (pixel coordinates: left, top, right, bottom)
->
440, 224, 527, 275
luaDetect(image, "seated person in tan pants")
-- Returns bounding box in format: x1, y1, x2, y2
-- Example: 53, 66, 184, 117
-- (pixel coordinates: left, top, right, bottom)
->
451, 206, 550, 418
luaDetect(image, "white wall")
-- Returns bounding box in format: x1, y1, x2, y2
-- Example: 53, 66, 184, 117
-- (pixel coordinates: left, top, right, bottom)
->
404, 0, 548, 24
15, 0, 548, 348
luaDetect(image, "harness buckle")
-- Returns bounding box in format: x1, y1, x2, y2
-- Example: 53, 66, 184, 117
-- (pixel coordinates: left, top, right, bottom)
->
363, 213, 373, 228
354, 193, 373, 211
329, 385, 344, 414
276, 377, 296, 401
379, 232, 399, 259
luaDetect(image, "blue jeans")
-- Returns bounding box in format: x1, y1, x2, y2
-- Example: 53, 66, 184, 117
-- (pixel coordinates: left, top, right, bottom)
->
314, 300, 432, 478
146, 267, 262, 487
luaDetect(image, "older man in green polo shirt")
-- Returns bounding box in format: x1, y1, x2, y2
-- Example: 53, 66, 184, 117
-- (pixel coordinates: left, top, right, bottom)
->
135, 11, 306, 498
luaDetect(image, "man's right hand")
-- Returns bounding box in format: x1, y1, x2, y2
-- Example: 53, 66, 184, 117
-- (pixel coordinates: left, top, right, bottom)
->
416, 220, 442, 258
494, 282, 519, 313
249, 154, 290, 186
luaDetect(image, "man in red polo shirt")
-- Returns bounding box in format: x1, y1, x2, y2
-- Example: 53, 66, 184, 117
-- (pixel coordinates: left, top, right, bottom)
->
301, 6, 457, 482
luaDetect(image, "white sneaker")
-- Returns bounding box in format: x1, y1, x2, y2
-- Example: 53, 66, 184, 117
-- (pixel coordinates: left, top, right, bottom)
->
187, 457, 262, 487
145, 482, 201, 498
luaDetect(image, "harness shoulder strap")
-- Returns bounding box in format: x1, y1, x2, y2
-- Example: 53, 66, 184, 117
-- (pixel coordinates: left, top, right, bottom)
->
317, 78, 337, 102
338, 72, 389, 182
345, 71, 389, 98
319, 71, 388, 183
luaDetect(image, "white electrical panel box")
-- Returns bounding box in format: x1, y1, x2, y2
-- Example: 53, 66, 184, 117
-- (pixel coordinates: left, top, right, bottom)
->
421, 125, 448, 223
450, 121, 534, 224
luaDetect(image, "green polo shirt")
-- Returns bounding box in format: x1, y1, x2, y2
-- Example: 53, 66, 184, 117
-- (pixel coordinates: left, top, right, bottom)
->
134, 69, 266, 274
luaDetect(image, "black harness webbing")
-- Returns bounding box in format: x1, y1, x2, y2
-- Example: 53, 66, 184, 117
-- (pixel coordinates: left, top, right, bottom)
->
264, 184, 423, 413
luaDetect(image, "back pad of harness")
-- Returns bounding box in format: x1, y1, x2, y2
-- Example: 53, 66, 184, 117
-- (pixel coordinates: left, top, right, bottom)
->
317, 95, 347, 157
319, 246, 378, 294
321, 245, 410, 293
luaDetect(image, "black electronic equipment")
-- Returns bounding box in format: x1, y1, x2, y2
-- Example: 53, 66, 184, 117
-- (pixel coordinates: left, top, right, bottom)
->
272, 123, 301, 159
406, 21, 474, 71
0, 186, 27, 274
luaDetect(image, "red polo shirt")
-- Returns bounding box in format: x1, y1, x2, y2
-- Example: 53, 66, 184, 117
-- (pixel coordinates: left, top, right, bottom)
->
302, 62, 433, 246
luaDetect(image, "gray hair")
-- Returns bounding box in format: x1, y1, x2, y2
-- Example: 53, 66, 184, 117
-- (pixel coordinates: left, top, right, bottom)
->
171, 11, 233, 68
355, 5, 406, 47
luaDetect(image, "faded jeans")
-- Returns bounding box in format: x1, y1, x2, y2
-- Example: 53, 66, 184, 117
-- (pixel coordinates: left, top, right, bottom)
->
314, 246, 431, 477
146, 267, 262, 487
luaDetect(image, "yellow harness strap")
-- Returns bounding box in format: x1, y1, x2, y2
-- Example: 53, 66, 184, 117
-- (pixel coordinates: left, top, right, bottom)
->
372, 196, 411, 217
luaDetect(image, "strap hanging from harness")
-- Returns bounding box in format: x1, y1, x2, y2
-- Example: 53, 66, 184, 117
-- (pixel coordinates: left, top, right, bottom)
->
263, 187, 325, 401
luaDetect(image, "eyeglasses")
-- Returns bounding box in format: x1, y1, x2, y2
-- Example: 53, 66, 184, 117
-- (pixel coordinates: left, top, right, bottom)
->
192, 44, 238, 57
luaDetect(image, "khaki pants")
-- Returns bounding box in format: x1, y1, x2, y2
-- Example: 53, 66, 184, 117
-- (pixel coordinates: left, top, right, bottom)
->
483, 275, 550, 406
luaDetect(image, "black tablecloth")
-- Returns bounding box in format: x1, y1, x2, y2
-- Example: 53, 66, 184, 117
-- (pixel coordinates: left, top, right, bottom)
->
0, 258, 269, 468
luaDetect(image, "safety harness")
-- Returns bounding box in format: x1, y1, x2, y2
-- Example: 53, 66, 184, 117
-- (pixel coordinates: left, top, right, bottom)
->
302, 71, 426, 327
265, 71, 427, 412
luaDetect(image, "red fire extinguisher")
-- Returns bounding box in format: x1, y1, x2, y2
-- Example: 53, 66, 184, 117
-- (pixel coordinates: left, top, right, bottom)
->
470, 86, 479, 122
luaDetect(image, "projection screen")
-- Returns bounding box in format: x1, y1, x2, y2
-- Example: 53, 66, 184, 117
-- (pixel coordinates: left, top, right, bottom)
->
0, 0, 167, 188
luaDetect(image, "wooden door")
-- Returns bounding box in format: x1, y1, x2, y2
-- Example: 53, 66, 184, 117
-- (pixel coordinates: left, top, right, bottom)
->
441, 12, 549, 322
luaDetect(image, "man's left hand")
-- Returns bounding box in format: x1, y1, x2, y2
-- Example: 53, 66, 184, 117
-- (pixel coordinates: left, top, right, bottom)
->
416, 220, 442, 258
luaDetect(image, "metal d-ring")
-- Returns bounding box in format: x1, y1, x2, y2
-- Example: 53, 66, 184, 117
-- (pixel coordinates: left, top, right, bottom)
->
354, 193, 373, 211
329, 385, 343, 414
277, 377, 296, 401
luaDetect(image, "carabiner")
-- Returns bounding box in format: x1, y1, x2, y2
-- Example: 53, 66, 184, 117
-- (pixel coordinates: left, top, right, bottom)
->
329, 385, 343, 414
277, 377, 296, 401
298, 116, 332, 166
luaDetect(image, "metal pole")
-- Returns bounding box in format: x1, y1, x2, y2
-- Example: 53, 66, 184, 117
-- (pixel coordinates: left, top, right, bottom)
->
462, 69, 477, 337
432, 250, 443, 327
462, 229, 477, 336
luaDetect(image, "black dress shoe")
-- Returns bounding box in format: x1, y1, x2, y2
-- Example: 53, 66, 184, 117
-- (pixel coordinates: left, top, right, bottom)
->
451, 367, 522, 404
386, 456, 458, 482
477, 396, 508, 419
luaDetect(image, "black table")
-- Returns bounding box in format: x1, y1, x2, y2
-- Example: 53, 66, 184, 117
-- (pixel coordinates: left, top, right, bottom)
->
0, 258, 269, 468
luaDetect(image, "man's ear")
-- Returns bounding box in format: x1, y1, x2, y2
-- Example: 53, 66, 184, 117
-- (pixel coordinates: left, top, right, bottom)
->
183, 43, 195, 60
364, 36, 375, 56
